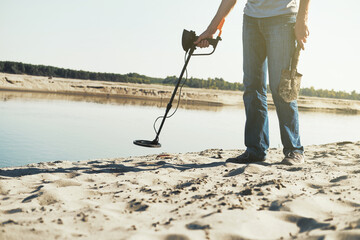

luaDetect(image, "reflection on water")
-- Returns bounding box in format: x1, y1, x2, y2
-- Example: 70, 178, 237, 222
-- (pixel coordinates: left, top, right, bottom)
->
0, 90, 359, 168
0, 90, 230, 112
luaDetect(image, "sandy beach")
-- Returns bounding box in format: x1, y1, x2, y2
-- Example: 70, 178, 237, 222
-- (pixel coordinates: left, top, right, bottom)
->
1, 72, 360, 239
2, 0, 360, 238
0, 141, 359, 239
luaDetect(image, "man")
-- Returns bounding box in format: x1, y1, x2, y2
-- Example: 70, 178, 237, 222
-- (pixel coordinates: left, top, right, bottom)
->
195, 0, 310, 165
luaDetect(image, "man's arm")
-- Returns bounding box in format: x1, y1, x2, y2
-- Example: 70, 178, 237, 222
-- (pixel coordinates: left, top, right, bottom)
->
295, 0, 311, 50
194, 0, 237, 48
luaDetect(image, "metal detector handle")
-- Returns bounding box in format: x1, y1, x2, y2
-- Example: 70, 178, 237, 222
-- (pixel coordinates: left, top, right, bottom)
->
207, 36, 222, 50
193, 36, 222, 56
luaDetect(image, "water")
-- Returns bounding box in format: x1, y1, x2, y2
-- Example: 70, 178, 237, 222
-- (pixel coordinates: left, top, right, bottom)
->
1, 91, 359, 168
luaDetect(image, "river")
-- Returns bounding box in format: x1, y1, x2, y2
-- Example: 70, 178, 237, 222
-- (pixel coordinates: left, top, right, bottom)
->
1, 91, 359, 168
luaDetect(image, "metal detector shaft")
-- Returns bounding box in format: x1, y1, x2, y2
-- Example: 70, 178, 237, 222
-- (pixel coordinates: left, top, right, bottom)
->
152, 46, 196, 143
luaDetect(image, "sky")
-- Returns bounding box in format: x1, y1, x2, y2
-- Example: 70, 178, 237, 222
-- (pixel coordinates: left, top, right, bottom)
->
0, 0, 359, 92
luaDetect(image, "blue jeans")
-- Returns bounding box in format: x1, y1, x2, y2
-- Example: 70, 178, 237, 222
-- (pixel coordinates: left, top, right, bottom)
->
242, 13, 304, 158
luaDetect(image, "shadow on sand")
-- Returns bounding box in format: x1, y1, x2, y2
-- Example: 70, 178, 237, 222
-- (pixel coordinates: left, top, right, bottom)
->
0, 160, 229, 178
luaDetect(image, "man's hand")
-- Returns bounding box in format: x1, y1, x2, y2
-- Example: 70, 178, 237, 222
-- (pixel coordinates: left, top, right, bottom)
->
295, 0, 310, 50
194, 0, 236, 48
295, 18, 309, 50
194, 29, 215, 48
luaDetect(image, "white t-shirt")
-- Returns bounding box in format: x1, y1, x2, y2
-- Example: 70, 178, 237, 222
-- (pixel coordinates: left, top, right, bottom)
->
244, 0, 299, 18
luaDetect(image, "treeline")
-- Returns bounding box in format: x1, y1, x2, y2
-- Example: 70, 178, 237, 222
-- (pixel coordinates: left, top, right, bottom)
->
0, 61, 245, 91
0, 61, 159, 84
300, 87, 360, 101
163, 76, 245, 91
1, 61, 359, 100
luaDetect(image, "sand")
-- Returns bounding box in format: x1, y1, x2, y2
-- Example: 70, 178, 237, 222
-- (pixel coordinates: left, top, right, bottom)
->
1, 72, 360, 114
1, 141, 359, 240
1, 72, 360, 239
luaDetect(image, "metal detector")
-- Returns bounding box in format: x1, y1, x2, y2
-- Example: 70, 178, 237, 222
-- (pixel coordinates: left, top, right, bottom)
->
134, 20, 224, 148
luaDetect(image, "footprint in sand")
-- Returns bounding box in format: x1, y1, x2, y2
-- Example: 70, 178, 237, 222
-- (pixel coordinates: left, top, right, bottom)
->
329, 175, 348, 183
66, 172, 81, 178
53, 179, 82, 187
269, 199, 291, 211
3, 208, 23, 214
243, 164, 272, 175
164, 234, 190, 240
22, 193, 40, 203
37, 190, 61, 205
223, 167, 245, 177
0, 182, 10, 195
22, 189, 61, 206
285, 167, 303, 172
186, 221, 211, 230
284, 215, 330, 233
127, 199, 149, 212
224, 164, 272, 177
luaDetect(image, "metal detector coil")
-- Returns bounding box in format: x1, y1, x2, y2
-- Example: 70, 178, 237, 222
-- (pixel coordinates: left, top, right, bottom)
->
133, 139, 161, 148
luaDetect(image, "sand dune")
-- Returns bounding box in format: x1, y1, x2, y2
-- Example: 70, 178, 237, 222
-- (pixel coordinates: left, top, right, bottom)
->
1, 141, 359, 239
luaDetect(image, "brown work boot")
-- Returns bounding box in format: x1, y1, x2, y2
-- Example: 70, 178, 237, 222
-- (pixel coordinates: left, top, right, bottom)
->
226, 151, 266, 164
281, 152, 305, 165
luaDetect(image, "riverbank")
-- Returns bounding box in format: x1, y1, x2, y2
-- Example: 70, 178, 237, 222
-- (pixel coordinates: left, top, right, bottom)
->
0, 141, 359, 239
1, 72, 360, 113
